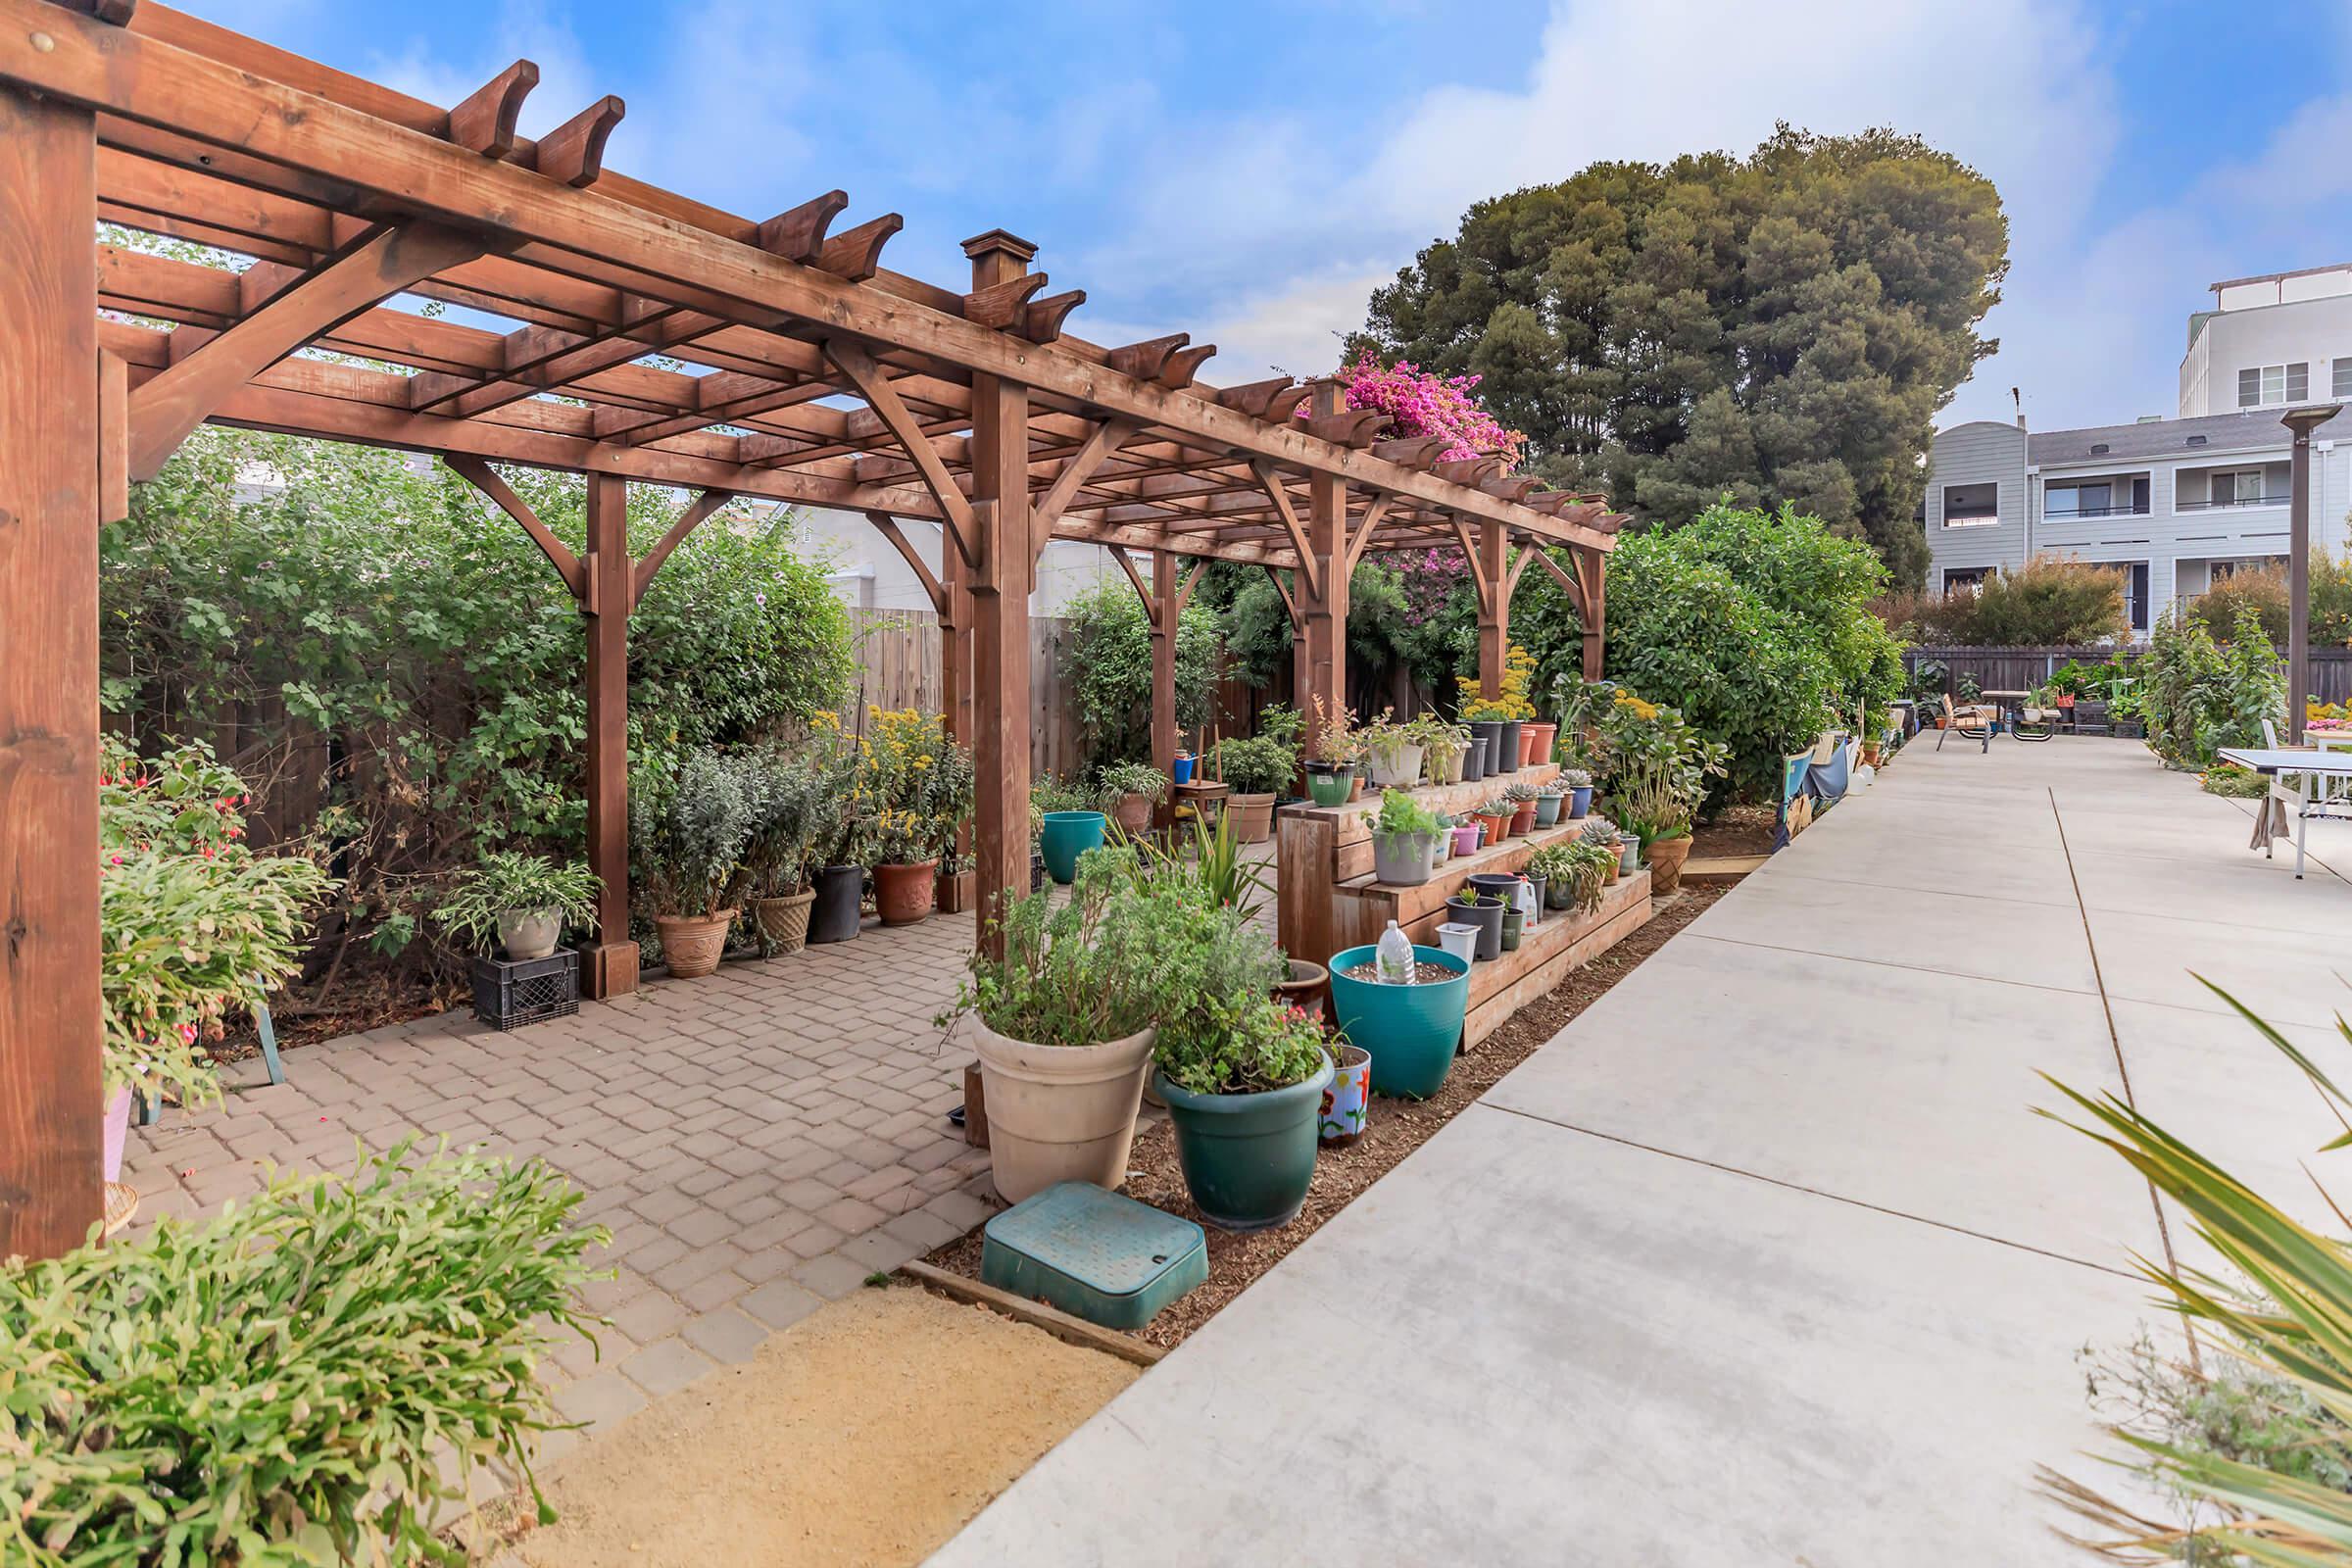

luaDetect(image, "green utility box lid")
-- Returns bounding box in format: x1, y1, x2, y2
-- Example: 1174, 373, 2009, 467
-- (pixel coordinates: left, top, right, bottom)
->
980, 1182, 1207, 1331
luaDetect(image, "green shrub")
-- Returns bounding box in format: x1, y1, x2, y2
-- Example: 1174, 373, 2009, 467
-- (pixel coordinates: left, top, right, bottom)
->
1055, 580, 1221, 772
2139, 607, 2280, 769
2192, 564, 2288, 648
1155, 994, 1329, 1098
628, 747, 760, 917
1951, 555, 2130, 645
1209, 733, 1298, 796
0, 1142, 603, 1567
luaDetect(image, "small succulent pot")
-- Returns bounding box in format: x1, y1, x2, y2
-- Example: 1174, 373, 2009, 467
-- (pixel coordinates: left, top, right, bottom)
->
495, 907, 563, 961
1304, 761, 1353, 808
1499, 906, 1525, 952
1568, 785, 1593, 819
872, 858, 939, 925
1509, 800, 1536, 836
655, 909, 736, 979
809, 864, 865, 943
752, 889, 817, 954
1450, 822, 1481, 857
1533, 791, 1564, 828
1462, 732, 1491, 783
1435, 922, 1481, 965
1318, 1044, 1373, 1148
1601, 855, 1622, 885
1444, 895, 1504, 961
1480, 808, 1514, 843
1617, 832, 1642, 875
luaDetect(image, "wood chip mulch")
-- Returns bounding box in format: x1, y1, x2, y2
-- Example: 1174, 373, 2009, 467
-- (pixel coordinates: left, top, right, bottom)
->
918, 878, 1733, 1350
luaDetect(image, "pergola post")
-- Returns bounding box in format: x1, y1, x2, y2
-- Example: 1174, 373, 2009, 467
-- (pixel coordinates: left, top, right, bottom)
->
1152, 549, 1181, 818
1475, 519, 1509, 699
941, 534, 975, 751
1297, 381, 1350, 756
964, 231, 1037, 955
0, 82, 102, 1259
1576, 546, 1607, 682
580, 471, 638, 998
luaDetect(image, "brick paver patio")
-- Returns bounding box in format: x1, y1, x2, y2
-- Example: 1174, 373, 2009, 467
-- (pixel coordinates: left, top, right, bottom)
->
122, 909, 995, 1448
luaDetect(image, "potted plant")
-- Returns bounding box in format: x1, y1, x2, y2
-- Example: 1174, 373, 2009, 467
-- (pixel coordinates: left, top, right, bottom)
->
1274, 955, 1330, 1023
1582, 816, 1623, 883
1415, 715, 1468, 786
1369, 787, 1445, 887
1499, 897, 1526, 952
1504, 779, 1539, 836
799, 716, 870, 944
1526, 842, 1575, 910
1449, 814, 1482, 857
862, 709, 973, 926
944, 853, 1278, 1202
1597, 688, 1726, 897
1032, 773, 1108, 884
1476, 796, 1514, 844
1152, 996, 1335, 1231
97, 739, 332, 1190
1101, 759, 1170, 835
741, 748, 828, 953
631, 747, 760, 977
1533, 782, 1567, 829
1320, 1039, 1373, 1147
1210, 732, 1298, 843
1462, 643, 1540, 769
1443, 886, 1506, 960
1327, 942, 1470, 1099
433, 850, 599, 964
1559, 766, 1594, 819
1361, 710, 1425, 789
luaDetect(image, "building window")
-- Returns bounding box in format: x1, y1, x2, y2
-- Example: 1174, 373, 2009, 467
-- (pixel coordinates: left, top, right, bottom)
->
1942, 566, 1990, 593
2237, 362, 2310, 407
2045, 481, 2115, 518
1941, 481, 1998, 526
2124, 562, 2149, 632
2206, 468, 2278, 508
2335, 357, 2352, 399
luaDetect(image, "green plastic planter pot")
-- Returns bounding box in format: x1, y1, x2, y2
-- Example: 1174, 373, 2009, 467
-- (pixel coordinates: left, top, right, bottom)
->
1152, 1056, 1336, 1232
1304, 764, 1353, 808
1039, 809, 1107, 884
1328, 943, 1469, 1100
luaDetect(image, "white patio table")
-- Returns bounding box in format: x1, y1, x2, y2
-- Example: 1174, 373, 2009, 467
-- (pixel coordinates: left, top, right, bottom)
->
2219, 746, 2352, 878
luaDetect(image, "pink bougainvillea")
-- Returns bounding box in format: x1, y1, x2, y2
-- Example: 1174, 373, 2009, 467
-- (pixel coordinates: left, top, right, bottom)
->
1393, 547, 1469, 628
1305, 354, 1528, 472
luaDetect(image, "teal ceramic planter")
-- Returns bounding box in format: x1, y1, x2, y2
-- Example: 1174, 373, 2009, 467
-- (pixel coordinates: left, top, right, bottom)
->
1533, 792, 1564, 827
1328, 944, 1469, 1100
1304, 765, 1353, 808
1153, 1057, 1335, 1232
1039, 810, 1106, 884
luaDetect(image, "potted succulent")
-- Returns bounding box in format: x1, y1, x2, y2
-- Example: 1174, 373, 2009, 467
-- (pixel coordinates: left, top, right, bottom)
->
1504, 779, 1539, 836
944, 852, 1278, 1203
98, 739, 332, 1192
1210, 732, 1298, 844
1581, 816, 1623, 883
741, 748, 828, 953
1416, 716, 1469, 786
631, 747, 760, 977
1476, 797, 1514, 845
862, 709, 974, 926
1526, 842, 1576, 910
1361, 710, 1425, 789
1559, 767, 1594, 819
433, 850, 600, 964
1369, 787, 1444, 887
1443, 886, 1506, 960
1449, 814, 1482, 857
1327, 942, 1470, 1099
1102, 759, 1170, 835
1152, 996, 1335, 1231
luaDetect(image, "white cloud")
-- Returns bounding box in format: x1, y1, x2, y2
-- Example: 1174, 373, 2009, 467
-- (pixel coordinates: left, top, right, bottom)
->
366, 0, 601, 144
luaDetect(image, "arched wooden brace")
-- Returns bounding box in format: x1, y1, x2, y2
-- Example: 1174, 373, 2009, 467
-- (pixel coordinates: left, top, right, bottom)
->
444, 454, 584, 600
824, 337, 979, 571
1521, 540, 1609, 682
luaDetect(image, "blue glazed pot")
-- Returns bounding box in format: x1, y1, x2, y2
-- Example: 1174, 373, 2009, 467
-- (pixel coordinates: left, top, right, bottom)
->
1173, 754, 1196, 786
1039, 810, 1106, 884
1328, 944, 1470, 1100
1569, 785, 1592, 818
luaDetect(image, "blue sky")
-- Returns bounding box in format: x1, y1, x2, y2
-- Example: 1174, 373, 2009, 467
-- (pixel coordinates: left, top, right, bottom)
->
191, 0, 2352, 434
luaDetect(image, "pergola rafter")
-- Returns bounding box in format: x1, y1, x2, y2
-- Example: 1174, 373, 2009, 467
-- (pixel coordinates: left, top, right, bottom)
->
0, 0, 1627, 1258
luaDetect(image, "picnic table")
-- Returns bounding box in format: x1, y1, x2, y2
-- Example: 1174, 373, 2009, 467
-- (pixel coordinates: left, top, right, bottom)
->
2218, 746, 2352, 878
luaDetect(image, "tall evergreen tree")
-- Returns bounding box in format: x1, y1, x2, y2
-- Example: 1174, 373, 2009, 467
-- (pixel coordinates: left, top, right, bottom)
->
1350, 125, 2007, 586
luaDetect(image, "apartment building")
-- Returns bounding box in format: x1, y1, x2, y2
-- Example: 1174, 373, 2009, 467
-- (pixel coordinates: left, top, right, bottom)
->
1925, 265, 2352, 628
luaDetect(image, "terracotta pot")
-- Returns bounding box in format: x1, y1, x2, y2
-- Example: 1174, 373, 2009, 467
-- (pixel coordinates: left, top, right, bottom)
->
1602, 856, 1621, 885
1113, 791, 1154, 834
752, 889, 816, 954
1347, 774, 1364, 801
656, 909, 736, 979
1648, 836, 1691, 893
936, 867, 976, 913
1479, 808, 1513, 843
1273, 957, 1328, 1024
1521, 722, 1556, 766
1509, 801, 1536, 835
102, 1085, 133, 1184
873, 858, 938, 925
969, 1018, 1157, 1203
1227, 791, 1276, 843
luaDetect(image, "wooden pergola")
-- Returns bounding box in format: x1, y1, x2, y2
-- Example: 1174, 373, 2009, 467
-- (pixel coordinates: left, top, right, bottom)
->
0, 0, 1623, 1257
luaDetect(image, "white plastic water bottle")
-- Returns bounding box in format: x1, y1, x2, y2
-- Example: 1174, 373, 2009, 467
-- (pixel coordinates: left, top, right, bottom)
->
1376, 918, 1415, 984
1517, 876, 1539, 929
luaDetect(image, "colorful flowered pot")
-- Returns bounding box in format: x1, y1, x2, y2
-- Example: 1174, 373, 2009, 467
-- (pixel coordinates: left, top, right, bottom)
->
1040, 809, 1107, 883
1328, 943, 1469, 1100
1533, 792, 1564, 828
1568, 786, 1593, 819
1319, 1044, 1372, 1147
1154, 1055, 1334, 1232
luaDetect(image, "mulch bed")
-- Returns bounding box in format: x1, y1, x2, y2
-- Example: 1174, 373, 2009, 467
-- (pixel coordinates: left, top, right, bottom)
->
919, 879, 1733, 1349
1690, 804, 1777, 860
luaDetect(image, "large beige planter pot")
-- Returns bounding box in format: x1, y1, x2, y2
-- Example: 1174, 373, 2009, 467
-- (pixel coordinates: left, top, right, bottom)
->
968, 1018, 1157, 1203
1226, 791, 1276, 843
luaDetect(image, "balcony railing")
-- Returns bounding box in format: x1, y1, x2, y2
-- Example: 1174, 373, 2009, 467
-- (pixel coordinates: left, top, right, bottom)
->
2177, 494, 2290, 511
2043, 503, 2149, 519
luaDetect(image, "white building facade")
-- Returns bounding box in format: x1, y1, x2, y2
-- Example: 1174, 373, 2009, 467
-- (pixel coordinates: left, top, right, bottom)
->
791, 507, 1135, 615
2180, 265, 2352, 418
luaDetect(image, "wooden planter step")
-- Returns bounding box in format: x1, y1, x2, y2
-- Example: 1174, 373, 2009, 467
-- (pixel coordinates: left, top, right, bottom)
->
1330, 816, 1593, 949
1458, 870, 1653, 1048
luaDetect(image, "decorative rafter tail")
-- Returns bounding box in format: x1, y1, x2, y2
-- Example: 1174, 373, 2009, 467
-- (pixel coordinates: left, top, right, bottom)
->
447, 60, 538, 158
1018, 289, 1085, 343
1263, 383, 1315, 423
1215, 376, 1296, 418
1106, 333, 1189, 380
531, 94, 625, 187
815, 215, 903, 281
963, 272, 1048, 329
755, 190, 850, 263
1157, 343, 1216, 389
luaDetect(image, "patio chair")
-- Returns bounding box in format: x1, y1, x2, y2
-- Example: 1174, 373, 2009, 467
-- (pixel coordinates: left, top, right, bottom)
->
1936, 694, 1994, 754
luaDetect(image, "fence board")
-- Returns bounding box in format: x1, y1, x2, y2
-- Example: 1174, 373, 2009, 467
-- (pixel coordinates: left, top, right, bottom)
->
1903, 643, 2352, 706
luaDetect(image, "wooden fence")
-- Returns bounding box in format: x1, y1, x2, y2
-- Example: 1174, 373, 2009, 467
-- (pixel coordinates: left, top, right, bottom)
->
1903, 644, 2352, 706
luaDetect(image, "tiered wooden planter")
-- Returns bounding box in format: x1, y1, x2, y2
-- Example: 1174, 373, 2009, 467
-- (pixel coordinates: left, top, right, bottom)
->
1276, 765, 1656, 1048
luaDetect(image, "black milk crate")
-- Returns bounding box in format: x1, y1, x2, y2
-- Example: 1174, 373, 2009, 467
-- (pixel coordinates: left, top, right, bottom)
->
471, 948, 580, 1031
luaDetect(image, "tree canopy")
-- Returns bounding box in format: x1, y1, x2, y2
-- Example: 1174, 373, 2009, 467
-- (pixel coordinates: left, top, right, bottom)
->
1350, 125, 2008, 586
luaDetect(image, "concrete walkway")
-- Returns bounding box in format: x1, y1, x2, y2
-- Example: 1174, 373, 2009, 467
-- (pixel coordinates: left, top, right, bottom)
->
931, 735, 2352, 1565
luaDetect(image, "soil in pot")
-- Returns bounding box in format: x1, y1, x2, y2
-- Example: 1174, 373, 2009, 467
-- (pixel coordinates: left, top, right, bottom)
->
656, 909, 736, 978
1273, 958, 1328, 1024
1327, 943, 1469, 1099
752, 889, 817, 954
1444, 895, 1504, 961
1319, 1044, 1372, 1147
1040, 809, 1108, 883
1225, 792, 1276, 844
873, 859, 938, 925
970, 1020, 1156, 1204
809, 864, 864, 944
1154, 1058, 1335, 1232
